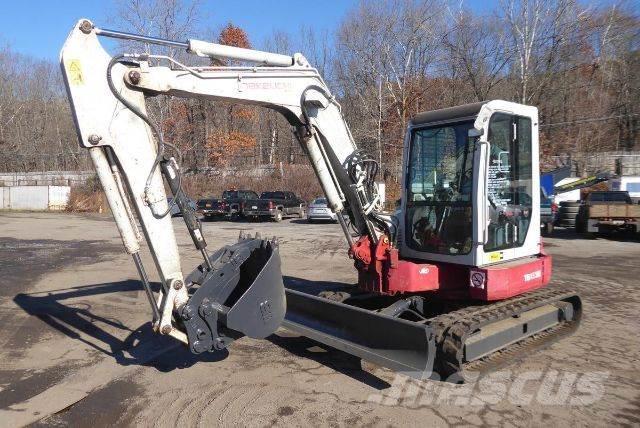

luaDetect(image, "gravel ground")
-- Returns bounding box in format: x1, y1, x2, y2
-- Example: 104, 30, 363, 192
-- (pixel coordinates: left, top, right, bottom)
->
0, 211, 639, 427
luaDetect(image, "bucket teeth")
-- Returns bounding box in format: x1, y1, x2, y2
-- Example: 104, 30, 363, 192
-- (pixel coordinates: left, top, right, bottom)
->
237, 232, 277, 247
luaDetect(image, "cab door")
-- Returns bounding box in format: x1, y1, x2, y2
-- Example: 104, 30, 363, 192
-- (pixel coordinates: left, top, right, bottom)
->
477, 107, 540, 266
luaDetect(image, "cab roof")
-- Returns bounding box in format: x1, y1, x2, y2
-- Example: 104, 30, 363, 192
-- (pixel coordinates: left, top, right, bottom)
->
410, 101, 487, 127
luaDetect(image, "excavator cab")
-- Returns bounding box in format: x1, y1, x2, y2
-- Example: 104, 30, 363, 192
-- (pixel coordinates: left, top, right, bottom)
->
400, 101, 541, 269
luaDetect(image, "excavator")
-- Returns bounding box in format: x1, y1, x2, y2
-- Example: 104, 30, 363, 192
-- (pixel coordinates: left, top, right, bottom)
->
60, 19, 581, 381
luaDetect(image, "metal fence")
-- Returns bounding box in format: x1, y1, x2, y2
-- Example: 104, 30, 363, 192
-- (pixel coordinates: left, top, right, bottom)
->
549, 151, 640, 176
0, 171, 94, 187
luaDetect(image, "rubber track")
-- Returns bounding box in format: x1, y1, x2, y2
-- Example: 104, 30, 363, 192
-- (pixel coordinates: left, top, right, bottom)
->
429, 287, 582, 382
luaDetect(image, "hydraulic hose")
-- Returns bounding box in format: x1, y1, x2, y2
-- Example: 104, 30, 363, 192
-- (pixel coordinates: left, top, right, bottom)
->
106, 54, 183, 218
300, 85, 387, 240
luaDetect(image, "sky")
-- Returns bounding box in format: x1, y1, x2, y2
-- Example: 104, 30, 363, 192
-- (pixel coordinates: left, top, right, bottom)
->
0, 0, 360, 61
0, 0, 504, 61
0, 0, 623, 61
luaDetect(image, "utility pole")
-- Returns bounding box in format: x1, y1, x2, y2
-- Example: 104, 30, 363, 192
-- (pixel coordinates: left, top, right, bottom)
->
377, 76, 383, 171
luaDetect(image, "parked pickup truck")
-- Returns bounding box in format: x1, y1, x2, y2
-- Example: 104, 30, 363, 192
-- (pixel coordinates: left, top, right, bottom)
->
197, 189, 259, 220
197, 197, 227, 219
576, 191, 640, 236
244, 191, 306, 222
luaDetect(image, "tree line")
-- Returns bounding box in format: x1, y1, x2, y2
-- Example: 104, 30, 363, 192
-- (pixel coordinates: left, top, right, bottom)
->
0, 0, 637, 187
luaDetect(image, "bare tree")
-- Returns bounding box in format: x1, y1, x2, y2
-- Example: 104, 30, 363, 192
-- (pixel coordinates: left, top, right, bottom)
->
592, 4, 640, 150
112, 0, 202, 56
442, 7, 511, 101
0, 46, 83, 173
334, 0, 447, 179
502, 0, 586, 104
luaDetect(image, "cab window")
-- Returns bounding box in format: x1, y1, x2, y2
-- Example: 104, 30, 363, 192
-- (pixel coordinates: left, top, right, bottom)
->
405, 120, 476, 255
485, 113, 533, 252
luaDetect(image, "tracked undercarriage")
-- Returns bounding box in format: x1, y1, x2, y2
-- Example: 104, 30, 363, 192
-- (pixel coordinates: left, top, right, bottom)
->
285, 285, 582, 382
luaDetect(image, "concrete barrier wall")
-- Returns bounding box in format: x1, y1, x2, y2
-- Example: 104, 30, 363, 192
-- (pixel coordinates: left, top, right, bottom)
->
0, 187, 7, 209
10, 186, 49, 210
0, 186, 70, 211
48, 186, 71, 210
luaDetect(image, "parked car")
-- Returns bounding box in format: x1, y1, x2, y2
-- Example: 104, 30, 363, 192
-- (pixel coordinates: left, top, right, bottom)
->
244, 191, 306, 222
307, 197, 339, 223
540, 188, 557, 236
167, 197, 196, 217
576, 191, 640, 236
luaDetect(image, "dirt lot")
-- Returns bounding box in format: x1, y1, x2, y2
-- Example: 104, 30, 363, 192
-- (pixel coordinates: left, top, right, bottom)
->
0, 211, 639, 427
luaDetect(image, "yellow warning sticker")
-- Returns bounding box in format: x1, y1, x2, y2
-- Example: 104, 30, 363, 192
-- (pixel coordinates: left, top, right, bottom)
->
67, 60, 83, 85
488, 252, 503, 262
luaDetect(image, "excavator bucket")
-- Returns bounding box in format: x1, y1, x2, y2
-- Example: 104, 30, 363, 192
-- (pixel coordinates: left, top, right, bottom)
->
181, 233, 286, 353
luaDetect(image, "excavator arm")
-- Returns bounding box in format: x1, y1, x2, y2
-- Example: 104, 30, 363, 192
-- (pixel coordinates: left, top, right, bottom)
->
60, 19, 385, 353
123, 45, 384, 241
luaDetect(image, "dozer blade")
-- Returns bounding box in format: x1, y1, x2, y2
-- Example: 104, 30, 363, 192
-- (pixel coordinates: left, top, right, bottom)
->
283, 289, 436, 377
282, 287, 581, 382
181, 234, 286, 353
